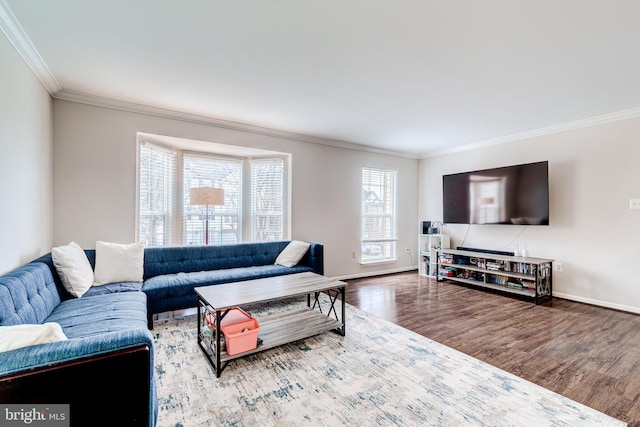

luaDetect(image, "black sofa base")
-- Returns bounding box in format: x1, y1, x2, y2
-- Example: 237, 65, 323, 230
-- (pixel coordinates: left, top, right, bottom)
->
0, 345, 152, 427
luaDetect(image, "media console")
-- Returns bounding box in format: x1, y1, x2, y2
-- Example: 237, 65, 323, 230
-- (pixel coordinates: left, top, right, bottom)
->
436, 248, 553, 304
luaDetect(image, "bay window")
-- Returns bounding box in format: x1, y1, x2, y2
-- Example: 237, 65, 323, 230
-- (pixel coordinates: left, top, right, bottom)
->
137, 138, 288, 247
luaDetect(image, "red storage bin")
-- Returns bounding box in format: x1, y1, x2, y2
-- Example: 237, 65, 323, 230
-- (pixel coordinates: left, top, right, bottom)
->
222, 317, 260, 355
206, 307, 253, 330
210, 308, 260, 355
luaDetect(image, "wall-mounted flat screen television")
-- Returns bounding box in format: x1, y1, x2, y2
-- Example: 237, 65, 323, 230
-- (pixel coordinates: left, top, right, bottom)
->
443, 161, 549, 225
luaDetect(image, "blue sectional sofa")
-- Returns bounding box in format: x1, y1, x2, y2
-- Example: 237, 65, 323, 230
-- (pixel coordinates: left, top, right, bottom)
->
33, 240, 323, 328
142, 241, 323, 327
0, 240, 323, 426
0, 262, 156, 426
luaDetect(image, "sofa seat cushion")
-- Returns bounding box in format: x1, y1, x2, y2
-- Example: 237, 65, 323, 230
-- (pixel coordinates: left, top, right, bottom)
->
143, 265, 312, 301
45, 292, 148, 339
82, 282, 143, 298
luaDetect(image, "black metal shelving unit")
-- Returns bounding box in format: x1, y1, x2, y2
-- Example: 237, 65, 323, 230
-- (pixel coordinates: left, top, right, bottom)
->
436, 249, 553, 304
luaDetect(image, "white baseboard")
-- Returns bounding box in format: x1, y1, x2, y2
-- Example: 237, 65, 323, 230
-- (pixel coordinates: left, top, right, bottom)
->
553, 292, 640, 315
333, 266, 418, 281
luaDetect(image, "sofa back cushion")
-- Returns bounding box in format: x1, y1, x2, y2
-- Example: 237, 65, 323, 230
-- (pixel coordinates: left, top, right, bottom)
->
143, 241, 323, 279
0, 263, 61, 326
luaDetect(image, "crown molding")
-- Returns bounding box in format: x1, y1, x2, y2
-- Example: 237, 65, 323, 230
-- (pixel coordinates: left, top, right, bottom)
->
54, 88, 640, 161
0, 0, 61, 93
53, 89, 420, 159
421, 107, 640, 159
1, 0, 638, 161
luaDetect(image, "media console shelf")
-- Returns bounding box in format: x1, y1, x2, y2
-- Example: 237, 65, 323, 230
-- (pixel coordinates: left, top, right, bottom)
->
436, 249, 553, 304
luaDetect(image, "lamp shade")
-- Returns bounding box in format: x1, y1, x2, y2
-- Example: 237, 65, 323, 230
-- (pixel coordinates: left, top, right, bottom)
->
190, 187, 224, 206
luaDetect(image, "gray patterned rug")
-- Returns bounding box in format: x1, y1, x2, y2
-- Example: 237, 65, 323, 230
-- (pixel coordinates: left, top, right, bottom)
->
152, 298, 625, 426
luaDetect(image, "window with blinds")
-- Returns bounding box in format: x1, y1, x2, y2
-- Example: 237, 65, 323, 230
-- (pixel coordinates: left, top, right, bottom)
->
137, 139, 288, 246
138, 142, 175, 247
251, 158, 284, 242
361, 167, 397, 263
183, 154, 243, 246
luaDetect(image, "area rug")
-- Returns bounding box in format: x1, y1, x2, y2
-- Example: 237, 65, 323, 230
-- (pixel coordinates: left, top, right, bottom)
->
152, 298, 625, 426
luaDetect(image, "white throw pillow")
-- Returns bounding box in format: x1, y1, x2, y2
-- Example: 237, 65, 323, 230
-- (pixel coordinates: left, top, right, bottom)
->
52, 241, 94, 298
93, 241, 144, 285
275, 241, 310, 267
0, 323, 68, 353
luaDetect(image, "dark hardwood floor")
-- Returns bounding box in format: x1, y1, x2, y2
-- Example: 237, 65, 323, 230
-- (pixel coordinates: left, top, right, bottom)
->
344, 271, 640, 426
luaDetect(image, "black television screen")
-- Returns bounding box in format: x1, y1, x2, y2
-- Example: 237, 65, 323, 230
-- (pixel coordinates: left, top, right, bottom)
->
443, 161, 549, 225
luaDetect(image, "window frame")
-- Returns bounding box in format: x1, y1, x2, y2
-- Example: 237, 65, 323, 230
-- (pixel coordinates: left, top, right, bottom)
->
360, 166, 398, 264
182, 152, 244, 246
136, 138, 289, 247
136, 141, 176, 248
250, 157, 286, 242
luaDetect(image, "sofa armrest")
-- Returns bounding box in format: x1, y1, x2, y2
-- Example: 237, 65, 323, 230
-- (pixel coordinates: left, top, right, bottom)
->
0, 345, 153, 426
0, 329, 154, 375
0, 329, 156, 427
306, 242, 324, 275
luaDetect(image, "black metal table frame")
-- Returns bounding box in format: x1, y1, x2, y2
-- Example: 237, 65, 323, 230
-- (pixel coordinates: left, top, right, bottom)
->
197, 286, 346, 377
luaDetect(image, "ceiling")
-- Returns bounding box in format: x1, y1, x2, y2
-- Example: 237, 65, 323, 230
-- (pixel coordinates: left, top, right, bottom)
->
3, 1, 640, 158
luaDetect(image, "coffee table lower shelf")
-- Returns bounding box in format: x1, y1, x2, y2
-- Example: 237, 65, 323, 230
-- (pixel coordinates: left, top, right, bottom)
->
195, 272, 348, 377
198, 307, 344, 375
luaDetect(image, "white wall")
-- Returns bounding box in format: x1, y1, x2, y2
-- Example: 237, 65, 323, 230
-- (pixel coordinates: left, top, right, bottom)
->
53, 100, 419, 278
419, 117, 640, 313
6, 25, 639, 314
0, 34, 53, 274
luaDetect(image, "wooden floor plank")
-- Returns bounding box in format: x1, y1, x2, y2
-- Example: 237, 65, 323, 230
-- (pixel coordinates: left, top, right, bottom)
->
344, 272, 640, 426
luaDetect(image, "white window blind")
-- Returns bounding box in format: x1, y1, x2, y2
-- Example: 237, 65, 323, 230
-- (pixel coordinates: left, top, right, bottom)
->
138, 142, 175, 247
137, 138, 288, 246
183, 154, 243, 245
251, 158, 284, 242
361, 167, 397, 263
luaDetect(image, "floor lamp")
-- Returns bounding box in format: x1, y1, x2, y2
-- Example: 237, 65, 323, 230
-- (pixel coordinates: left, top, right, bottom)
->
189, 187, 225, 245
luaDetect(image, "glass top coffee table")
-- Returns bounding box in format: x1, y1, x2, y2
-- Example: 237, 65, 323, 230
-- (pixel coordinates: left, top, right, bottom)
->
195, 272, 348, 377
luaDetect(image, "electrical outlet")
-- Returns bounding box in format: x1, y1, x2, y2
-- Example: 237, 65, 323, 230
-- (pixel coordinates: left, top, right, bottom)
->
554, 262, 563, 272
351, 251, 356, 259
